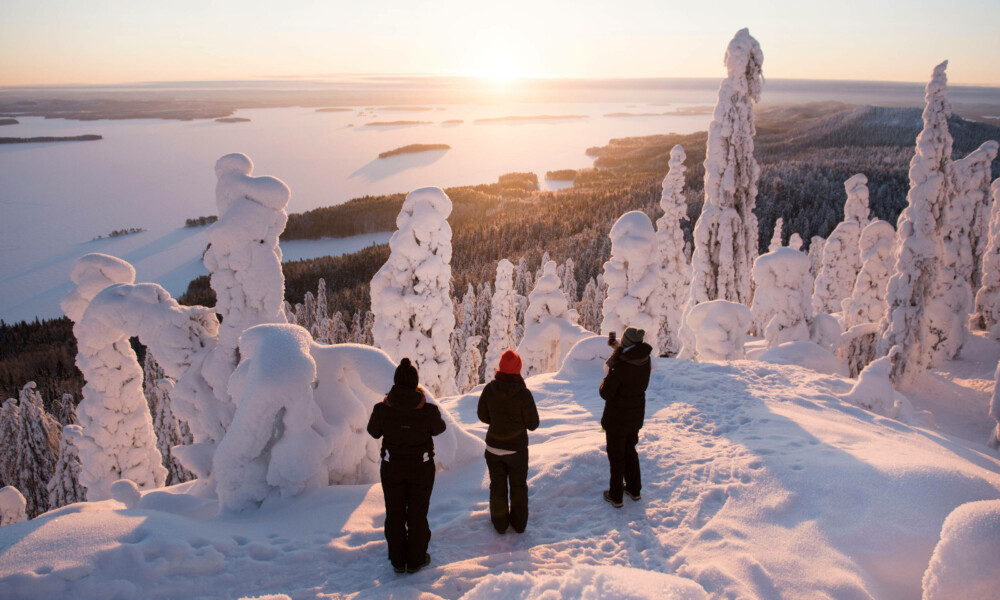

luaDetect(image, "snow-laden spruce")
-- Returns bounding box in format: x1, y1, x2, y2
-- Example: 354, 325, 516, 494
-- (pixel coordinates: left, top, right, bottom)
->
46, 424, 85, 510
928, 143, 999, 362
974, 179, 1000, 334
143, 352, 193, 485
371, 187, 458, 397
788, 232, 803, 251
842, 220, 896, 377
839, 356, 916, 420
214, 324, 480, 511
517, 261, 590, 376
812, 173, 870, 316
685, 28, 763, 315
956, 141, 999, 293
602, 211, 663, 353
457, 335, 483, 394
655, 145, 691, 355
0, 383, 60, 518
768, 217, 784, 252
878, 62, 954, 385
683, 300, 752, 361
60, 254, 166, 500
451, 283, 478, 384
751, 247, 814, 348
485, 259, 519, 374
201, 153, 290, 436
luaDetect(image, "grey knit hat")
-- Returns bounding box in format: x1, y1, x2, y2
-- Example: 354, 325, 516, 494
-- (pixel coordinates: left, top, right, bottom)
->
622, 327, 645, 347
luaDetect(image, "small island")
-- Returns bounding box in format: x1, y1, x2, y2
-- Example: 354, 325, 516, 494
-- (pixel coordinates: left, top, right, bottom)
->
215, 117, 250, 123
185, 215, 218, 227
0, 134, 102, 144
364, 120, 432, 127
474, 115, 588, 123
378, 144, 451, 159
92, 227, 144, 240
378, 106, 434, 111
316, 107, 352, 113
442, 119, 463, 124
545, 169, 577, 181
0, 118, 18, 126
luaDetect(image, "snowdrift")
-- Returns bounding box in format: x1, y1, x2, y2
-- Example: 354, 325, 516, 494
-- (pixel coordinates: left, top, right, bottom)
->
2, 352, 999, 599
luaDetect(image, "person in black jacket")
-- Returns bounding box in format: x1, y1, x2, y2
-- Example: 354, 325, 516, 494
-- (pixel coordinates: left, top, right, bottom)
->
599, 327, 652, 508
367, 358, 446, 574
477, 349, 539, 534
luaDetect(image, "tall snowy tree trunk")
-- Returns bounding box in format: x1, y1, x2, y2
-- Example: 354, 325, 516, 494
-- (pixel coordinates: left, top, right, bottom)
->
681, 29, 763, 354
973, 179, 1000, 333
656, 145, 692, 355
878, 62, 954, 385
486, 259, 518, 375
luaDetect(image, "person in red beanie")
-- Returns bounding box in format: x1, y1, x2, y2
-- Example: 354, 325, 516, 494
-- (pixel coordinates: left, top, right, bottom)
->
476, 349, 539, 533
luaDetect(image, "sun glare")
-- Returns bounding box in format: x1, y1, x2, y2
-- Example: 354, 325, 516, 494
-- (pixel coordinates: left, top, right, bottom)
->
480, 53, 521, 86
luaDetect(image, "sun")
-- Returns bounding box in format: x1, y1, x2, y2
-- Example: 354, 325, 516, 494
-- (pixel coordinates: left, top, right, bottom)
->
480, 53, 521, 86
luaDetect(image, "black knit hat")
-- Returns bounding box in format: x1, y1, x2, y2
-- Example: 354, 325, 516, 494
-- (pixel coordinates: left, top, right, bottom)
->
622, 327, 645, 347
394, 358, 419, 389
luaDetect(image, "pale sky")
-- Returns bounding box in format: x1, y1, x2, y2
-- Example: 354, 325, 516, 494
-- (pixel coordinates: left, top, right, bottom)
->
2, 0, 998, 87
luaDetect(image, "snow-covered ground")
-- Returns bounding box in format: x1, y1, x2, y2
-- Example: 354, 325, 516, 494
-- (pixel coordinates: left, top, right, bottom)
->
2, 333, 998, 599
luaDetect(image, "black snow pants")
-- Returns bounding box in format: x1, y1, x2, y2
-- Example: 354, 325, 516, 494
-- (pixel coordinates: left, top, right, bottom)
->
605, 429, 641, 504
485, 448, 529, 533
380, 458, 435, 570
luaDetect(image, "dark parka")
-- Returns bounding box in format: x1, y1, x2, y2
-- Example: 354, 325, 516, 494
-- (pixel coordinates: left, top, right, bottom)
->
477, 372, 540, 451
599, 342, 653, 432
367, 385, 446, 462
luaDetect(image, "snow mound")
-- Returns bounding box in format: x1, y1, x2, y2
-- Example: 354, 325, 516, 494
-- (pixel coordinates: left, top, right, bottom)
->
922, 500, 1000, 600
109, 480, 141, 509
460, 565, 707, 600
0, 486, 27, 526
556, 335, 609, 379
839, 356, 915, 420
684, 300, 751, 361
758, 341, 845, 376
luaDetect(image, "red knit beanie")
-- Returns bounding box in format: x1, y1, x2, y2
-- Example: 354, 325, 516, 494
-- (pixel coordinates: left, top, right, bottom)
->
498, 350, 522, 375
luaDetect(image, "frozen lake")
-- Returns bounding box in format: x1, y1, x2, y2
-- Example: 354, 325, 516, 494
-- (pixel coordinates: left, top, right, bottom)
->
0, 102, 713, 322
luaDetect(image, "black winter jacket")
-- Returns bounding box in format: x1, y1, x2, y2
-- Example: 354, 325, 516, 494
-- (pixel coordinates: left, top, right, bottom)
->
366, 385, 446, 462
477, 372, 539, 452
599, 342, 652, 432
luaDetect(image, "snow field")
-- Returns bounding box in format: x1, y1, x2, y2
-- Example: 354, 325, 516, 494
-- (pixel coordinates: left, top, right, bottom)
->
3, 340, 999, 599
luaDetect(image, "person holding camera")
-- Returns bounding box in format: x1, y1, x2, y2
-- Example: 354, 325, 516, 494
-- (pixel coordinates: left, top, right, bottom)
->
599, 327, 652, 508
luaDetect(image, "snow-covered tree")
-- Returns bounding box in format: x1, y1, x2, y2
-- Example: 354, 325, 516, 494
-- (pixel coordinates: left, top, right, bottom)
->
973, 179, 1000, 333
201, 153, 290, 435
47, 424, 85, 509
769, 217, 784, 252
812, 174, 870, 315
312, 279, 333, 343
514, 257, 534, 298
927, 143, 997, 361
685, 28, 764, 315
656, 145, 692, 355
878, 62, 954, 385
808, 236, 826, 282
578, 276, 604, 334
990, 360, 1000, 449
788, 233, 804, 251
602, 211, 663, 354
957, 142, 1000, 292
842, 221, 896, 377
486, 259, 519, 374
751, 248, 814, 348
371, 187, 458, 397
452, 283, 478, 372
143, 352, 193, 486
457, 335, 483, 394
0, 383, 61, 518
561, 258, 578, 304
517, 261, 590, 376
